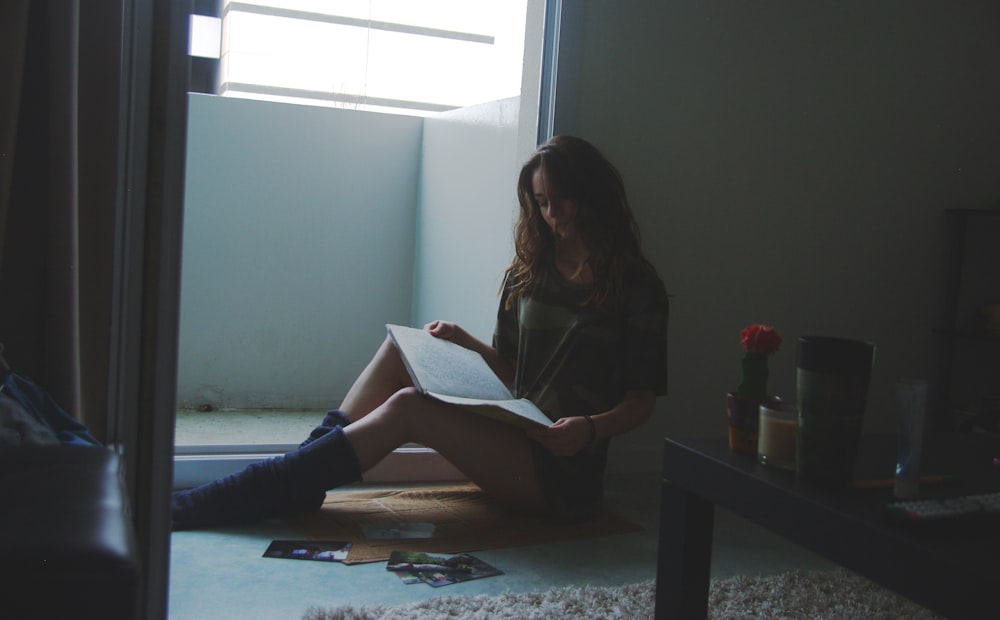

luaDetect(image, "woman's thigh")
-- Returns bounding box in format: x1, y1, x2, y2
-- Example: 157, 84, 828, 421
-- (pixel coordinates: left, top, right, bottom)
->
339, 336, 413, 420
344, 389, 547, 514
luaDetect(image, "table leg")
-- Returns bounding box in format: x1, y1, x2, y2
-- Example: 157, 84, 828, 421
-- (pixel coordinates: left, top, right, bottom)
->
654, 479, 714, 620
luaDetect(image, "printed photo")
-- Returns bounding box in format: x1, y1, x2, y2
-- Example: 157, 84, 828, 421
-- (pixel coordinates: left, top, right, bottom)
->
386, 551, 471, 573
387, 551, 503, 587
263, 540, 351, 563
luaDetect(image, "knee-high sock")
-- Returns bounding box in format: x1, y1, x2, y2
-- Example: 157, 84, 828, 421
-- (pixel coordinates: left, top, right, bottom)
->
299, 409, 351, 448
171, 425, 361, 530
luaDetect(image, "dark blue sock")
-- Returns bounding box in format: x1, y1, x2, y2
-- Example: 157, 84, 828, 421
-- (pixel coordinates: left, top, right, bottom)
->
172, 425, 360, 530
299, 409, 351, 448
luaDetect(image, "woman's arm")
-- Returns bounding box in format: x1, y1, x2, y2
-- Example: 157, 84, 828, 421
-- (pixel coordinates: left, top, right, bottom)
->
424, 320, 516, 386
527, 390, 656, 457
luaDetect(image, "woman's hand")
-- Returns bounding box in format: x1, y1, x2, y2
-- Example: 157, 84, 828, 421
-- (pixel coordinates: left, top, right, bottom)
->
424, 320, 516, 388
527, 416, 593, 456
526, 392, 656, 457
424, 320, 471, 349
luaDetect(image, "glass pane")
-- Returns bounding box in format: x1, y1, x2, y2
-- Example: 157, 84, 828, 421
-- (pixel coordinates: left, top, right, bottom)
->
224, 14, 370, 94
219, 0, 528, 115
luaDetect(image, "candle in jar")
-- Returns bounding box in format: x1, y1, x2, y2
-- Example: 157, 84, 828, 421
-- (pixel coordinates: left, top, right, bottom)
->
757, 402, 796, 470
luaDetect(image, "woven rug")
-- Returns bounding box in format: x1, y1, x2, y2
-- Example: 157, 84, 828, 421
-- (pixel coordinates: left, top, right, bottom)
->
284, 483, 642, 565
303, 568, 944, 619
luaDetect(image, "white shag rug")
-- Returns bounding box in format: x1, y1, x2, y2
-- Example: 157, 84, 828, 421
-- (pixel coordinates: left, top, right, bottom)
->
303, 569, 943, 619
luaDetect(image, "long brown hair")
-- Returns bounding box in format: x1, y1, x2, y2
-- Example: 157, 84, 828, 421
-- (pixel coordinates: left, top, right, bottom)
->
505, 135, 655, 311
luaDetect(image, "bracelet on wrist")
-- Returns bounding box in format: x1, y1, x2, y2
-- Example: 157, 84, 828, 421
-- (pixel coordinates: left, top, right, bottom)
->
583, 415, 597, 445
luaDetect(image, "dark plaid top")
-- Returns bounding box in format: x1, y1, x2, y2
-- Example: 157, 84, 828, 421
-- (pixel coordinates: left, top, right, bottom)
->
494, 259, 669, 421
492, 258, 668, 520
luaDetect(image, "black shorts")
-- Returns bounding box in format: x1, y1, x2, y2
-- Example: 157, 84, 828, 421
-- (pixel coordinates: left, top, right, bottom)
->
530, 439, 609, 523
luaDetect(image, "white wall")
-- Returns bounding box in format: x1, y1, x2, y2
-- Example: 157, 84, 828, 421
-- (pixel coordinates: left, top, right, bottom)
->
177, 94, 538, 411
554, 1, 1000, 470
412, 98, 521, 341
178, 2, 545, 413
412, 0, 545, 339
174, 0, 545, 415
178, 95, 423, 410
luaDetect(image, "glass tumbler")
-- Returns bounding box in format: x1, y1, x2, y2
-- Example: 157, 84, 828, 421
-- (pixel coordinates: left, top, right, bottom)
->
758, 401, 797, 470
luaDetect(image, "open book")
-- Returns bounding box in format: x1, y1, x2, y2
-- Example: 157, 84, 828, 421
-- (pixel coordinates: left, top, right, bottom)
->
386, 324, 551, 429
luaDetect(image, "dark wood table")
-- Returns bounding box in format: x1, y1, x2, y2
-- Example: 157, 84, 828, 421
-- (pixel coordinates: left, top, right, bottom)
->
654, 434, 1000, 619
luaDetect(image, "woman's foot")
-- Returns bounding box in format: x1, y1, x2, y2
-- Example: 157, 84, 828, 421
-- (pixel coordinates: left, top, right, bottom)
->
171, 425, 361, 530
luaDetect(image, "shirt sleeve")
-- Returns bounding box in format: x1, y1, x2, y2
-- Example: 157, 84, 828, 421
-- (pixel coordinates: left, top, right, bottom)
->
622, 269, 669, 396
492, 271, 519, 367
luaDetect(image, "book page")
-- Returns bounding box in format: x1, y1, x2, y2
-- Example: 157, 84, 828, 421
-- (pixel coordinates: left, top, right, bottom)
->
426, 393, 551, 428
387, 324, 513, 402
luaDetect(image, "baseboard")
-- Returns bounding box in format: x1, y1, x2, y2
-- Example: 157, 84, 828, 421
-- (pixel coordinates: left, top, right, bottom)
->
173, 444, 465, 489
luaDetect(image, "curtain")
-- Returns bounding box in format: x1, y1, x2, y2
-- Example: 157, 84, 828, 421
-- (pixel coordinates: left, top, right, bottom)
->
0, 0, 82, 421
1, 3, 188, 618
0, 0, 122, 442
0, 2, 29, 278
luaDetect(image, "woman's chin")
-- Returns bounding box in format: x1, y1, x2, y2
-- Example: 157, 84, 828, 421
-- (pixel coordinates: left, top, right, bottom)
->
556, 229, 578, 241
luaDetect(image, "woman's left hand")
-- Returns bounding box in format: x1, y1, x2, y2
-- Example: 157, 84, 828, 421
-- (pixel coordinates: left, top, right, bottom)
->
527, 416, 592, 456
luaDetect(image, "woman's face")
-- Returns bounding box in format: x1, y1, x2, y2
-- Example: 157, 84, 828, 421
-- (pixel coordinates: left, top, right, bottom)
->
532, 167, 578, 241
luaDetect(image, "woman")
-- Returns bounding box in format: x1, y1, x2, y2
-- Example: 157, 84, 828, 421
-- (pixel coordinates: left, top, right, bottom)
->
172, 135, 669, 529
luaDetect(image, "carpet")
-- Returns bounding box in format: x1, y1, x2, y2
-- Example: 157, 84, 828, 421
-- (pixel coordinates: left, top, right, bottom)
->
285, 483, 642, 565
303, 569, 944, 620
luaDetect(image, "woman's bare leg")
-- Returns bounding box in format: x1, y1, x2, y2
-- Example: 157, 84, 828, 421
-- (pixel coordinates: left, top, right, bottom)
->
338, 336, 413, 421
173, 386, 546, 528
344, 388, 547, 513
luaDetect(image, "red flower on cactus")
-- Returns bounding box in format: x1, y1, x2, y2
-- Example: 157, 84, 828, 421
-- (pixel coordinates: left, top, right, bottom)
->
740, 324, 782, 355
736, 324, 782, 401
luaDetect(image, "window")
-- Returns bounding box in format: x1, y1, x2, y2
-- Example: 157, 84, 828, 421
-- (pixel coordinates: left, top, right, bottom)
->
217, 0, 529, 116
175, 0, 549, 487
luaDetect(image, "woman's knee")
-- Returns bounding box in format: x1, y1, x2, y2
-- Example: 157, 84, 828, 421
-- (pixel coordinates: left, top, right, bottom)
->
377, 388, 451, 439
375, 387, 428, 427
383, 386, 423, 408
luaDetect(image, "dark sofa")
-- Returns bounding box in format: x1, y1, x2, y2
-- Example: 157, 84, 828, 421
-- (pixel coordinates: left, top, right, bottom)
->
0, 445, 139, 619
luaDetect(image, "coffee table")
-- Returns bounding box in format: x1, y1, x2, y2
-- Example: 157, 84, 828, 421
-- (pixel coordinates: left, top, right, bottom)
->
654, 433, 1000, 619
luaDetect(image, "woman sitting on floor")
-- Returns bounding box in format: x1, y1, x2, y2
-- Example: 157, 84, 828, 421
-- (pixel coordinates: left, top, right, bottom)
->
171, 135, 669, 529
